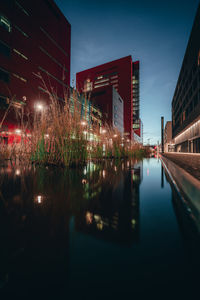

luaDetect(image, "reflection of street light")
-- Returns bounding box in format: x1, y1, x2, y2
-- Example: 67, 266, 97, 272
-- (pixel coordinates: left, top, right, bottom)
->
36, 195, 42, 204
15, 169, 20, 176
113, 134, 117, 138
102, 129, 106, 134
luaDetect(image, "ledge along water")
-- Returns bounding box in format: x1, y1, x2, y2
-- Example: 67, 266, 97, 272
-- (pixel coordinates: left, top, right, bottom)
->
0, 157, 199, 299
161, 154, 200, 233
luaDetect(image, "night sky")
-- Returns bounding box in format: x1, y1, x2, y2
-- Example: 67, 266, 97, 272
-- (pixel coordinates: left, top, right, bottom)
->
54, 0, 199, 144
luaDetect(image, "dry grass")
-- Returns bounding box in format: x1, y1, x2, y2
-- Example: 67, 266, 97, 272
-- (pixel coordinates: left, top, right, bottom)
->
0, 84, 146, 166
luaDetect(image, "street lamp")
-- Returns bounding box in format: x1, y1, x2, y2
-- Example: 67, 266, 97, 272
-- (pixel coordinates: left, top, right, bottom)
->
81, 120, 87, 126
35, 102, 45, 112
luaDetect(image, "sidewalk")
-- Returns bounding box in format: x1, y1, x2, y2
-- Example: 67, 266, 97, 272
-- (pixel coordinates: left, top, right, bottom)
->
161, 152, 200, 181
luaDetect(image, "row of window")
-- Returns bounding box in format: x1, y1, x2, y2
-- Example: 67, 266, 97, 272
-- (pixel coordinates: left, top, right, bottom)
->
0, 12, 29, 37
173, 89, 200, 128
94, 82, 109, 89
0, 12, 67, 61
0, 39, 29, 61
94, 71, 118, 81
173, 57, 199, 107
15, 1, 29, 16
40, 27, 68, 57
39, 46, 67, 72
38, 66, 68, 88
0, 67, 27, 84
173, 71, 199, 119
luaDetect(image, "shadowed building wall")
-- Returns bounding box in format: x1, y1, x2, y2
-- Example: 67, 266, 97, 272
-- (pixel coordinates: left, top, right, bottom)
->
171, 4, 200, 152
0, 0, 71, 142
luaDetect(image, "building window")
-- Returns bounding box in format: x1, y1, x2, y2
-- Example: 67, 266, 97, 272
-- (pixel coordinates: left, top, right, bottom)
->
84, 79, 93, 91
0, 40, 10, 57
39, 46, 67, 71
15, 1, 29, 16
12, 73, 27, 83
0, 95, 9, 109
0, 15, 11, 32
14, 24, 29, 37
0, 68, 10, 83
13, 48, 28, 60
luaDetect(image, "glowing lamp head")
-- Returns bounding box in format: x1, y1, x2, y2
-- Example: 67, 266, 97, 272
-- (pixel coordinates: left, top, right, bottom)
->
35, 103, 44, 111
15, 129, 21, 134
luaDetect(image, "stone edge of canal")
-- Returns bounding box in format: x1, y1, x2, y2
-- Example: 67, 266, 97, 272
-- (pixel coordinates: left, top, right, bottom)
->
160, 155, 200, 234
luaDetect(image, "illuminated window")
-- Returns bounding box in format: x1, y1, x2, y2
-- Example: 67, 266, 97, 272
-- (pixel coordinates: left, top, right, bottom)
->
13, 48, 28, 60
12, 73, 27, 83
84, 79, 93, 91
0, 15, 11, 32
94, 78, 109, 84
94, 82, 109, 89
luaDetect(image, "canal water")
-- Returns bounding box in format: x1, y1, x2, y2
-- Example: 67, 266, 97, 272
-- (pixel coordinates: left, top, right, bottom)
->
0, 157, 199, 299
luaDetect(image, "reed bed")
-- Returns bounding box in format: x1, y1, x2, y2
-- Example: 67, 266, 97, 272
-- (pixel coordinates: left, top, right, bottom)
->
0, 88, 148, 167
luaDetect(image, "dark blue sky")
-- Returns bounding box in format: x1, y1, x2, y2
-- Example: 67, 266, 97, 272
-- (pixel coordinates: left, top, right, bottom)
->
55, 0, 199, 144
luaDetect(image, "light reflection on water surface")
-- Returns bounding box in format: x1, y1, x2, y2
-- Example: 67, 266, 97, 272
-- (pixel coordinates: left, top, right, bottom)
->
0, 158, 199, 299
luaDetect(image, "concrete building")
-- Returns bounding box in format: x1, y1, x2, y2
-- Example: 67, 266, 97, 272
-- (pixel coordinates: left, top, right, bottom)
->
76, 56, 141, 140
90, 85, 124, 134
171, 3, 200, 152
164, 121, 174, 152
0, 0, 71, 143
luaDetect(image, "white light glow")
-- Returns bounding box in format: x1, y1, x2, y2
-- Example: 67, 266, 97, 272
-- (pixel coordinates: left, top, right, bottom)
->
37, 195, 42, 204
15, 129, 21, 134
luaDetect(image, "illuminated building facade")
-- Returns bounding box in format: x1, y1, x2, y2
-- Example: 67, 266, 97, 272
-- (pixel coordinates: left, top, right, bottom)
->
76, 56, 141, 140
90, 85, 124, 134
132, 61, 140, 136
0, 0, 71, 143
172, 3, 200, 152
70, 88, 102, 133
164, 121, 174, 152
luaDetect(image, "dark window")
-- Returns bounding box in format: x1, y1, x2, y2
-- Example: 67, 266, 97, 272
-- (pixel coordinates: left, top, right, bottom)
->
0, 40, 10, 57
0, 68, 10, 83
0, 95, 9, 109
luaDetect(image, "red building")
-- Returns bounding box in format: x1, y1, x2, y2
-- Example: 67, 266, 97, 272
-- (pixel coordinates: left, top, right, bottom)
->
76, 56, 140, 140
0, 0, 71, 143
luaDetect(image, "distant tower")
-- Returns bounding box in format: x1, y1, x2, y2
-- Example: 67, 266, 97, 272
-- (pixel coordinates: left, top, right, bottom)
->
161, 116, 164, 153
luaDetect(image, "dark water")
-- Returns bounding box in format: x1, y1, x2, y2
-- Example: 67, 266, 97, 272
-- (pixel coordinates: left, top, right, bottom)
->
0, 158, 199, 299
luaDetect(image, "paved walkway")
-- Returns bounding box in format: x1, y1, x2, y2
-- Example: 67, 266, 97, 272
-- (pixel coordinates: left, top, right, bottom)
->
162, 153, 200, 181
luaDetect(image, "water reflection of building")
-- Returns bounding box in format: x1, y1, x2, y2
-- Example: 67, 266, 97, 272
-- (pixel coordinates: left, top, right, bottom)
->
75, 160, 143, 246
0, 165, 71, 297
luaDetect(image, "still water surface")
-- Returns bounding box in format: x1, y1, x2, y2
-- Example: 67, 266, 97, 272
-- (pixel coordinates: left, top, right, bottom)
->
0, 158, 199, 299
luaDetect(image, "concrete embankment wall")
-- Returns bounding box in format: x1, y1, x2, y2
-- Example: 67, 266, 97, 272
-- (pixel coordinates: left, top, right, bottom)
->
161, 155, 200, 232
